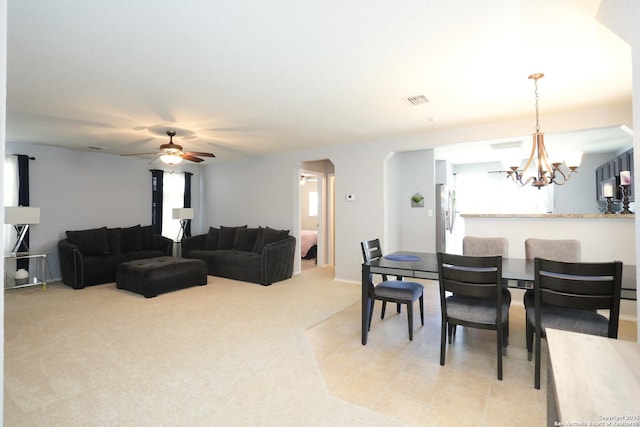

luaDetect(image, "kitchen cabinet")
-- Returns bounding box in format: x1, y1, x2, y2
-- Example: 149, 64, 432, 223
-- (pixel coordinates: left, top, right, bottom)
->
595, 148, 633, 201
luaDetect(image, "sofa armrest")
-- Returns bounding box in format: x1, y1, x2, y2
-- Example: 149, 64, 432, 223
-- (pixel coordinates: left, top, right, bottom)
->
182, 234, 207, 256
260, 235, 296, 285
58, 239, 85, 289
153, 235, 174, 256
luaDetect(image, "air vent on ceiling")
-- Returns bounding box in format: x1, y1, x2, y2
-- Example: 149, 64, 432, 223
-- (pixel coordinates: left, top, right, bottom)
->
403, 95, 429, 106
88, 146, 104, 150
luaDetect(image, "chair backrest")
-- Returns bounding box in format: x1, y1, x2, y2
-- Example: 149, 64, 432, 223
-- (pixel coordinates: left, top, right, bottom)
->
361, 239, 389, 288
437, 252, 504, 322
360, 239, 382, 263
463, 236, 508, 257
525, 238, 581, 262
534, 257, 622, 338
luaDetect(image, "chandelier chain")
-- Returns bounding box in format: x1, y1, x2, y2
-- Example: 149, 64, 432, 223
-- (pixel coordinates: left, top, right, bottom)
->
534, 78, 540, 133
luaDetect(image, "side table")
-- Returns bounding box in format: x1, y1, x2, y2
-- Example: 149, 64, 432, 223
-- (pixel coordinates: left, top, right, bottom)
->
4, 252, 47, 290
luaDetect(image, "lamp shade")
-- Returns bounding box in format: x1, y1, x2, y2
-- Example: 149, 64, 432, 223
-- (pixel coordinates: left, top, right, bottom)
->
172, 208, 194, 220
4, 207, 41, 224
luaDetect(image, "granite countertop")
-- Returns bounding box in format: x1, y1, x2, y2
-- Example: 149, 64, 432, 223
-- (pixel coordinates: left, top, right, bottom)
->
461, 213, 635, 219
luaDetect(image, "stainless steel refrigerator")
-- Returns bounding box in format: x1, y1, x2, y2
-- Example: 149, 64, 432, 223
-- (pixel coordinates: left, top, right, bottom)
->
435, 184, 456, 253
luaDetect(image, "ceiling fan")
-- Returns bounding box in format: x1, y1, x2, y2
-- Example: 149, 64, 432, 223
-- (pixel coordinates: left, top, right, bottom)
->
122, 130, 215, 165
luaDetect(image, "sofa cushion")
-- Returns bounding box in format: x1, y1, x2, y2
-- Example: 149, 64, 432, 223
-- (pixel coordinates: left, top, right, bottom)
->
218, 225, 247, 250
67, 227, 110, 256
107, 228, 122, 256
121, 225, 142, 252
233, 227, 259, 252
203, 227, 220, 250
254, 226, 289, 253
139, 225, 156, 250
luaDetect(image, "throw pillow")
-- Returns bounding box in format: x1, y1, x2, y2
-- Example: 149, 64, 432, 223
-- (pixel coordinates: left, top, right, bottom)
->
254, 226, 289, 253
203, 227, 219, 250
121, 225, 142, 252
139, 225, 156, 250
66, 227, 110, 256
233, 228, 259, 252
218, 225, 247, 250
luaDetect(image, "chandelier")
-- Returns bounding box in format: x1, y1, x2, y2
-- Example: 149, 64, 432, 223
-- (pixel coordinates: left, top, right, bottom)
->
504, 73, 582, 188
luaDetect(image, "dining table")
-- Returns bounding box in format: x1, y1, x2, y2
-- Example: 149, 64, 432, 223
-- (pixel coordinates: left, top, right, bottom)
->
361, 251, 637, 345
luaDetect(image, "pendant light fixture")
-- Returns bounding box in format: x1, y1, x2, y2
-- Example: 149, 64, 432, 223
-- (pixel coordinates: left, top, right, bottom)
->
504, 73, 582, 188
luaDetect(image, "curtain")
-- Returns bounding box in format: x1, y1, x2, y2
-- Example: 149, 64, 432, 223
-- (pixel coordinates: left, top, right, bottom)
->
184, 172, 192, 237
150, 169, 164, 235
16, 155, 31, 269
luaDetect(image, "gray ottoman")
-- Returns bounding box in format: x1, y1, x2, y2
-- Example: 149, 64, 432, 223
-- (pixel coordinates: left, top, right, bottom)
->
116, 256, 208, 298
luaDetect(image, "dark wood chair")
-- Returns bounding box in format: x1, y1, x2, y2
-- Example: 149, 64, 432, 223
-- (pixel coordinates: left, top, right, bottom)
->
437, 252, 510, 380
462, 236, 511, 352
524, 238, 581, 353
360, 239, 424, 341
529, 257, 622, 389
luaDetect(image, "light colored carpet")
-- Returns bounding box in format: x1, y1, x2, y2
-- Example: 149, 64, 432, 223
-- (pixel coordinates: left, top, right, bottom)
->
4, 266, 400, 426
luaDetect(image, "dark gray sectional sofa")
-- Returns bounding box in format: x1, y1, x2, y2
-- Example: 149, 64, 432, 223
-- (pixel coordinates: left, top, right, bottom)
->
58, 225, 173, 289
181, 225, 296, 286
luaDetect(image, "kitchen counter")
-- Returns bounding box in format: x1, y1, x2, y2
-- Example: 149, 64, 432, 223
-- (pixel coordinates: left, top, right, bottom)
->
462, 213, 635, 219
462, 213, 637, 319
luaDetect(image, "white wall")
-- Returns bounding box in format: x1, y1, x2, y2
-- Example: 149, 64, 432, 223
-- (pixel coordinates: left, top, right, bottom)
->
4, 142, 201, 281
390, 149, 436, 253
199, 103, 632, 284
1, 0, 7, 418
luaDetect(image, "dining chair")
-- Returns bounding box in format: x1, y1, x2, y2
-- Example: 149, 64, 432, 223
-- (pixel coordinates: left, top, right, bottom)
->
461, 236, 511, 351
360, 239, 424, 341
529, 257, 622, 389
463, 236, 509, 257
524, 238, 581, 358
437, 252, 510, 380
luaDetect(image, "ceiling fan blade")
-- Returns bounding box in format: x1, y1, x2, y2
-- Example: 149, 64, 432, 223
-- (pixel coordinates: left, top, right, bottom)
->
181, 154, 204, 163
121, 152, 161, 157
184, 151, 215, 158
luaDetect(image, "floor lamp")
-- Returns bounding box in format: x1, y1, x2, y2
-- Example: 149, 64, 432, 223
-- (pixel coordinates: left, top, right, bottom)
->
172, 208, 193, 242
4, 206, 41, 254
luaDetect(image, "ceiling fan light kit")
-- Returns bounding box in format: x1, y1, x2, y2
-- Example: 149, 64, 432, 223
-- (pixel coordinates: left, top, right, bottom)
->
122, 130, 215, 165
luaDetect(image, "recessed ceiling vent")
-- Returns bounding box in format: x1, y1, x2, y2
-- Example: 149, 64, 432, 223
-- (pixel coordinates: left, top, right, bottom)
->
88, 146, 104, 150
403, 95, 429, 106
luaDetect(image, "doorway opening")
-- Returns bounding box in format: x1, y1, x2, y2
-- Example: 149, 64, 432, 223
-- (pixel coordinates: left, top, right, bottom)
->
298, 160, 335, 272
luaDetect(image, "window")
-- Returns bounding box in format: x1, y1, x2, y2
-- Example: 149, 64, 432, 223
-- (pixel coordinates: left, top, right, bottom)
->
4, 156, 18, 254
456, 165, 554, 214
161, 172, 185, 240
309, 191, 318, 217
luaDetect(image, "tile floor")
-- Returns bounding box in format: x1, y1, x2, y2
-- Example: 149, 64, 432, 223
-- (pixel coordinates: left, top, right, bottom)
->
305, 278, 637, 427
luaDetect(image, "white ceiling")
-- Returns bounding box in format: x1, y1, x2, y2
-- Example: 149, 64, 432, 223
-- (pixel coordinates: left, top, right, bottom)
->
6, 0, 633, 164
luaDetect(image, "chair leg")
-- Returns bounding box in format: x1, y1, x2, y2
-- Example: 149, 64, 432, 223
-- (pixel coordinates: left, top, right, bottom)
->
526, 319, 534, 361
534, 328, 541, 389
497, 326, 503, 381
419, 295, 424, 326
407, 302, 414, 341
368, 299, 375, 332
502, 318, 509, 356
447, 323, 453, 344
396, 303, 401, 314
440, 320, 446, 366
381, 301, 387, 319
